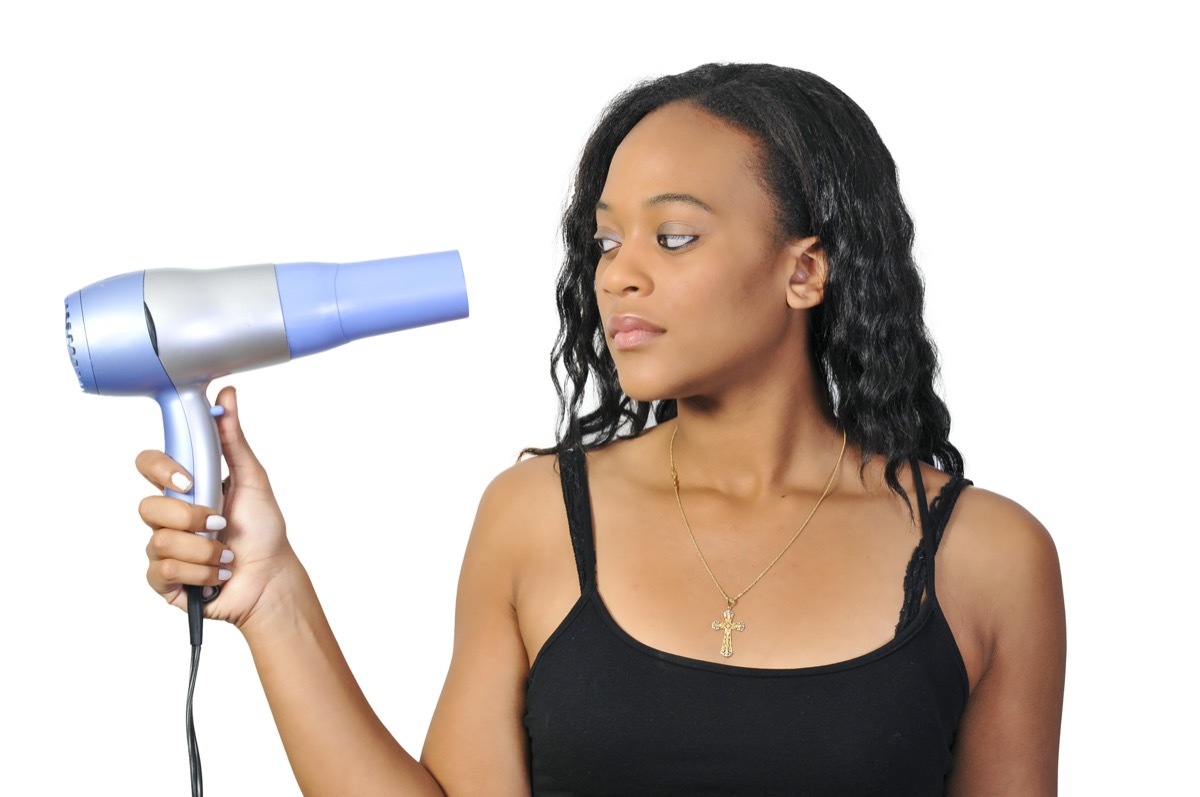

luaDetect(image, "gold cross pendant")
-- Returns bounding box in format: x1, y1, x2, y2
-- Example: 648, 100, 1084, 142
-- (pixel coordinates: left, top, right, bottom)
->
711, 602, 746, 658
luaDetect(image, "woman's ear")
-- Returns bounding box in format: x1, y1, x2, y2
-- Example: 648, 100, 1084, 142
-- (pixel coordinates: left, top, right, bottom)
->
785, 236, 829, 310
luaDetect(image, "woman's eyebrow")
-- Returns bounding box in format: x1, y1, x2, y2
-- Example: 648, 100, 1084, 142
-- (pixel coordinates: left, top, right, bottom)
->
646, 192, 713, 212
595, 193, 714, 213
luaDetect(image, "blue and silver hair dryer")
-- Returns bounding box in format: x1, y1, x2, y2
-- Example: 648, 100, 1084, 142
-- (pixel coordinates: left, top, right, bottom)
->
64, 251, 468, 525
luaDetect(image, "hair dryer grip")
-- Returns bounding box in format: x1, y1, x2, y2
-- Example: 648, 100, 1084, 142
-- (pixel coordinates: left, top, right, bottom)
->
158, 384, 223, 530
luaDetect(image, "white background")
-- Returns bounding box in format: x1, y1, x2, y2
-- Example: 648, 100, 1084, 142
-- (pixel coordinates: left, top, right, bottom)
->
2, 1, 1195, 793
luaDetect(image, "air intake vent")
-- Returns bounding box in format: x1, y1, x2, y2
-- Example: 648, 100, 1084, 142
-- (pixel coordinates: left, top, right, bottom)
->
65, 299, 85, 391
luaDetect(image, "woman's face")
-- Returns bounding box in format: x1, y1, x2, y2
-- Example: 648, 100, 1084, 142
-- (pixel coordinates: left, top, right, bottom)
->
594, 101, 814, 403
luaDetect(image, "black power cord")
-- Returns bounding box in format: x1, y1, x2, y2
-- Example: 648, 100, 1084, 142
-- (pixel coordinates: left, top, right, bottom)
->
186, 583, 219, 797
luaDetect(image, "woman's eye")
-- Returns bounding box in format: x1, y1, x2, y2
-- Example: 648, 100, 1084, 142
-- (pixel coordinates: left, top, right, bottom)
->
594, 237, 620, 255
657, 234, 697, 251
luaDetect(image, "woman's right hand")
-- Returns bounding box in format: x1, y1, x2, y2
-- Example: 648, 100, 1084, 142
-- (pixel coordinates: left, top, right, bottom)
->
137, 385, 298, 629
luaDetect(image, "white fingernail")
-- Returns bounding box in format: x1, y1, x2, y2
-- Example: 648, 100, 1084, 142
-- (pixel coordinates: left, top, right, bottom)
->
219, 549, 234, 564
205, 515, 227, 532
171, 472, 193, 492
218, 569, 232, 581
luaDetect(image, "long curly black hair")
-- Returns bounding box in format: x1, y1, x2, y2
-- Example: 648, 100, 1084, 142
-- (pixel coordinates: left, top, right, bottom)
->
530, 63, 962, 493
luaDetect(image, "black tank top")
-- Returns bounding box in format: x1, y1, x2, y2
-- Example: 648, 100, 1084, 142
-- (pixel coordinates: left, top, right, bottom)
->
524, 450, 972, 796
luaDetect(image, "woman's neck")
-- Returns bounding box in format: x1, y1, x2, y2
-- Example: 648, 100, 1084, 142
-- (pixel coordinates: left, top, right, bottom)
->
668, 369, 847, 500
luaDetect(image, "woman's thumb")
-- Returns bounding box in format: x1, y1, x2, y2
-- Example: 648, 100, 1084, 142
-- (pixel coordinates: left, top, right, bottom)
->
214, 386, 269, 488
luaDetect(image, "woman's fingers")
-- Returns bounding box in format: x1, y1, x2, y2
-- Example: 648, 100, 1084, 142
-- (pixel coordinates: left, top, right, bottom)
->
145, 528, 234, 594
138, 494, 224, 534
134, 449, 193, 494
140, 493, 233, 594
146, 556, 232, 595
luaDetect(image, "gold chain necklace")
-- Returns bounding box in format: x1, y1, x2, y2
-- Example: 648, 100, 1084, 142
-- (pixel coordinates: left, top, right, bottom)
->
668, 426, 847, 658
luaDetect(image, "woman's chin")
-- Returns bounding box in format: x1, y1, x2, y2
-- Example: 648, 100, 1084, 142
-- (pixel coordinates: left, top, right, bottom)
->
615, 377, 675, 405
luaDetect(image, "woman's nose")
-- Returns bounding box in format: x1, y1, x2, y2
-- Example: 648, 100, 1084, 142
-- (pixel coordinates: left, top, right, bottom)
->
596, 239, 654, 297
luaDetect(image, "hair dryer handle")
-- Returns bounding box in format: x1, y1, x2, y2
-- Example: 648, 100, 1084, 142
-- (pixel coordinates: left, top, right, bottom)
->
157, 384, 224, 530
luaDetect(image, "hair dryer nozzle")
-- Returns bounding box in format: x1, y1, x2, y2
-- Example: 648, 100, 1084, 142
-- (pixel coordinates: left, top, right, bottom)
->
276, 251, 469, 358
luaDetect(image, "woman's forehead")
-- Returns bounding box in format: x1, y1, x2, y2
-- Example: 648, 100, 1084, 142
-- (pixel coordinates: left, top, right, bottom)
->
600, 103, 766, 216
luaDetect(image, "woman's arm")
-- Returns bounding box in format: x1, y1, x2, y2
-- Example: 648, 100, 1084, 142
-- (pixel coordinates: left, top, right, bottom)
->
938, 488, 1067, 796
139, 386, 533, 796
239, 559, 447, 796
420, 462, 553, 795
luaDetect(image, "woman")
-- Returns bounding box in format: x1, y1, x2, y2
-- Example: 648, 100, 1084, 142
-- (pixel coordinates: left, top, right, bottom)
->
137, 64, 1066, 795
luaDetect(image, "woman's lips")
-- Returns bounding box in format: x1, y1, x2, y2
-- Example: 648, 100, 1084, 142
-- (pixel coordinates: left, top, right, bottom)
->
607, 314, 665, 350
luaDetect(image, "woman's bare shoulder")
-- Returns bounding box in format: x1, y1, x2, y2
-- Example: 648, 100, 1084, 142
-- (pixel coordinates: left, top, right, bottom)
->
475, 433, 665, 523
470, 453, 568, 548
940, 485, 1061, 597
480, 453, 562, 507
935, 480, 1065, 691
471, 433, 667, 551
936, 487, 1066, 790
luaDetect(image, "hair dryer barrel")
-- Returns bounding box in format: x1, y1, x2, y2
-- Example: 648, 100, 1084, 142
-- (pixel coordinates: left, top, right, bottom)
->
277, 251, 468, 358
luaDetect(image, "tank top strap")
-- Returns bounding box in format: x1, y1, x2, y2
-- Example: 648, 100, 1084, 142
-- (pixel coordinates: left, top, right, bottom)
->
557, 448, 597, 594
910, 459, 935, 561
927, 472, 972, 556
896, 461, 972, 632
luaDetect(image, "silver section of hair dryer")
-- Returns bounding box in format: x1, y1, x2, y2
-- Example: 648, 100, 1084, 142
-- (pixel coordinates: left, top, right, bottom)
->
144, 265, 291, 383
144, 265, 291, 524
